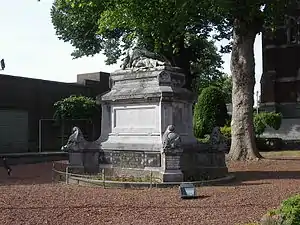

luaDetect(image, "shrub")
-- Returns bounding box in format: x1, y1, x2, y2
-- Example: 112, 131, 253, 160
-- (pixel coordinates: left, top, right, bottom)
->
53, 95, 98, 121
193, 86, 228, 138
278, 194, 300, 224
254, 112, 282, 137
197, 134, 210, 143
220, 125, 231, 138
261, 194, 300, 225
220, 112, 282, 139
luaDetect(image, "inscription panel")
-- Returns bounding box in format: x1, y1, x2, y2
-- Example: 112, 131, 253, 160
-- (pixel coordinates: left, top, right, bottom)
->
99, 151, 161, 168
113, 151, 144, 168
113, 106, 157, 128
165, 155, 181, 170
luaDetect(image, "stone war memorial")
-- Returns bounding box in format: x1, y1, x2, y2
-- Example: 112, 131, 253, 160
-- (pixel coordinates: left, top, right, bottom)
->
62, 49, 228, 183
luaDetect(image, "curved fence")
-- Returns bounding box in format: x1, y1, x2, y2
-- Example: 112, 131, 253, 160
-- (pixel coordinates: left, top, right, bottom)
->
51, 161, 162, 188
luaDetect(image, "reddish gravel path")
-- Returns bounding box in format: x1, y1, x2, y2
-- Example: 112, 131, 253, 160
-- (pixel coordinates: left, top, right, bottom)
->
0, 157, 300, 225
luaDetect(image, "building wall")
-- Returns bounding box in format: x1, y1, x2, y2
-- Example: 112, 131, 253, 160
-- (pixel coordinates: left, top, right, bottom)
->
0, 72, 110, 152
260, 6, 300, 118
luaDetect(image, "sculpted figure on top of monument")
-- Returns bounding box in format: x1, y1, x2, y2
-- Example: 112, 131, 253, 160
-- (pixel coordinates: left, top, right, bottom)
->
121, 47, 171, 70
162, 125, 181, 151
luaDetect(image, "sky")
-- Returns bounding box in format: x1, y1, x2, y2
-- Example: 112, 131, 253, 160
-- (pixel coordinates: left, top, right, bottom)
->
0, 0, 262, 103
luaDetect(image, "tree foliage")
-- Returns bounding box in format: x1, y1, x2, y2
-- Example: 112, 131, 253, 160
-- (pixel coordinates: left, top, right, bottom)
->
53, 95, 98, 121
254, 112, 282, 136
196, 74, 232, 103
221, 112, 282, 138
211, 0, 294, 40
51, 0, 225, 90
193, 86, 228, 138
220, 75, 232, 103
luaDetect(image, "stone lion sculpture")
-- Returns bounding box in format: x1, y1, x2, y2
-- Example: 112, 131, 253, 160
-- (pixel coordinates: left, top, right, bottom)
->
162, 125, 181, 152
121, 48, 171, 70
61, 126, 91, 152
210, 126, 228, 152
61, 126, 100, 174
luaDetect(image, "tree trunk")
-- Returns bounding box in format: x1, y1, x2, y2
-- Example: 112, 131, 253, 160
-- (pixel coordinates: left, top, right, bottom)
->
170, 36, 194, 91
172, 52, 193, 90
227, 21, 262, 161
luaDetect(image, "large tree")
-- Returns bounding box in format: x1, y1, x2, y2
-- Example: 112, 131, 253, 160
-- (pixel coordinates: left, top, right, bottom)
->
51, 0, 225, 90
212, 0, 294, 160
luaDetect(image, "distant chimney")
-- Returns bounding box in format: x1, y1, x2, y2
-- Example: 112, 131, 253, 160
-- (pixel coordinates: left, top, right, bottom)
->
76, 72, 110, 86
1, 59, 5, 70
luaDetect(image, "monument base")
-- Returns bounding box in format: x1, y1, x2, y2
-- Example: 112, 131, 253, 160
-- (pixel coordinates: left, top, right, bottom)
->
96, 143, 228, 182
159, 170, 183, 182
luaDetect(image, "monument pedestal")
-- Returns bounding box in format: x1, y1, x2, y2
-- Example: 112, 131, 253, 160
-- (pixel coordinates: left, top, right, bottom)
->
160, 148, 183, 182
95, 66, 227, 182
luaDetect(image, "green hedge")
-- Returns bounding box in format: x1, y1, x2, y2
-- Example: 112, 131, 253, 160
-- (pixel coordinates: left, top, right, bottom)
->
254, 112, 282, 136
219, 112, 282, 138
193, 86, 228, 138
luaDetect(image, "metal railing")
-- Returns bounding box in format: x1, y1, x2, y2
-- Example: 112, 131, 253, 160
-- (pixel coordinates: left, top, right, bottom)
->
51, 162, 161, 188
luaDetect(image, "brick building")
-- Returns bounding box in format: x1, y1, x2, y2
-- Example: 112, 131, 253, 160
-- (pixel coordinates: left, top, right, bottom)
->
0, 72, 110, 153
260, 3, 300, 139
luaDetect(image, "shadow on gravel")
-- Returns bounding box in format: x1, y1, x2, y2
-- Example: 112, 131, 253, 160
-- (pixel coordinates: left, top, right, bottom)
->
232, 171, 300, 183
0, 163, 54, 186
225, 181, 272, 187
193, 195, 210, 200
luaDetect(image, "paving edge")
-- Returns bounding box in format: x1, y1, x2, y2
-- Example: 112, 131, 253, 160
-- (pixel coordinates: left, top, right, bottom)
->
65, 173, 236, 188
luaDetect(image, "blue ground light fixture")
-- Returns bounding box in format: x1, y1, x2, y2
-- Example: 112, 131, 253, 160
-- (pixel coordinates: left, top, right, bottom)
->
179, 183, 197, 199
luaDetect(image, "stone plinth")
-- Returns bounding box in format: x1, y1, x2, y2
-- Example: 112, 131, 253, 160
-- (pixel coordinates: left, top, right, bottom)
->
96, 66, 227, 182
160, 147, 183, 182
66, 149, 99, 174
97, 66, 197, 182
61, 127, 100, 174
99, 66, 197, 147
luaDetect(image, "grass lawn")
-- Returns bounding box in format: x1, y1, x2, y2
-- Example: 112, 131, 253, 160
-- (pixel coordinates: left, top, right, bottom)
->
261, 150, 300, 157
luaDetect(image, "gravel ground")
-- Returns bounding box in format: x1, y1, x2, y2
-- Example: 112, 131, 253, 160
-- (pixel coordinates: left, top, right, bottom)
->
0, 156, 300, 225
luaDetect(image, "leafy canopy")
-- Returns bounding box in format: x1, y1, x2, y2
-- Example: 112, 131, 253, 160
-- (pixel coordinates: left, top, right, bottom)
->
51, 0, 225, 89
53, 95, 98, 121
210, 0, 296, 39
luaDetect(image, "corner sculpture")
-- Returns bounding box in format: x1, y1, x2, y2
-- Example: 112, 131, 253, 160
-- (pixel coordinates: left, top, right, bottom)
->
210, 126, 228, 152
162, 125, 181, 152
61, 126, 100, 174
121, 48, 171, 70
61, 126, 86, 152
